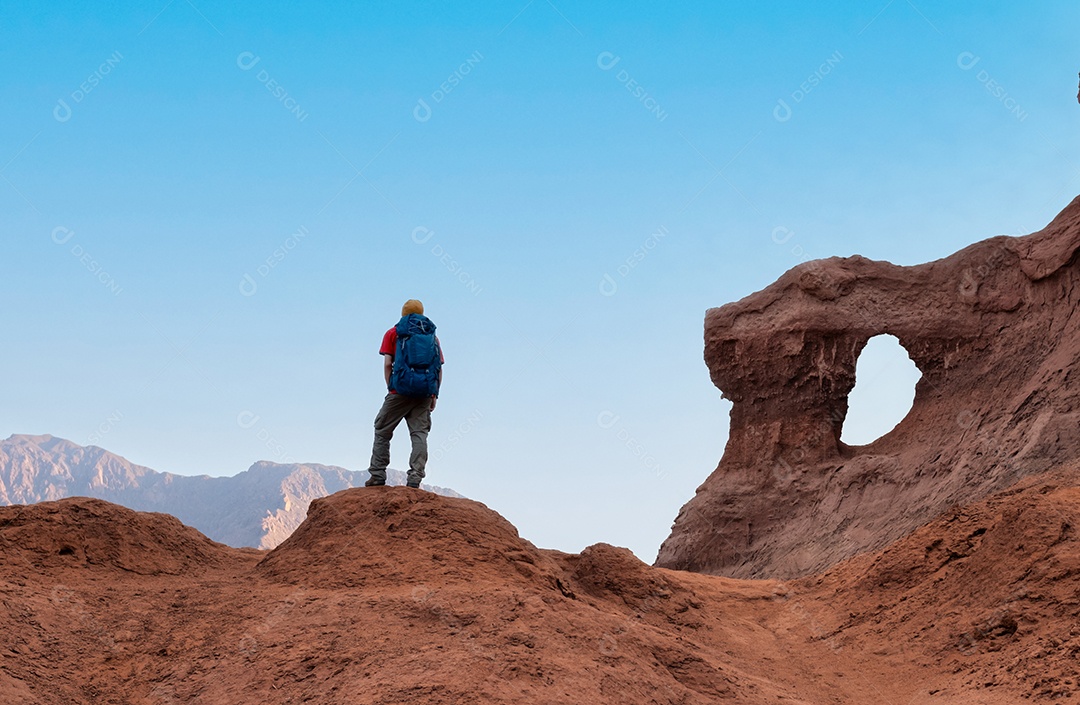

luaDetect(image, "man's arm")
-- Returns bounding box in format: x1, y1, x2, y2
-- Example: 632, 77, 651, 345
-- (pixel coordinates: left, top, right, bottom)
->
430, 338, 443, 411
383, 354, 393, 387
430, 367, 441, 411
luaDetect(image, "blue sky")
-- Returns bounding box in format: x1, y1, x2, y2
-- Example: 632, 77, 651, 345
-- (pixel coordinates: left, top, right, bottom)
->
2, 0, 1078, 560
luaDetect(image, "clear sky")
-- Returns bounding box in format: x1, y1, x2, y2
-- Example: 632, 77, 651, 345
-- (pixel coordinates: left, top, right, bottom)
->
2, 0, 1078, 561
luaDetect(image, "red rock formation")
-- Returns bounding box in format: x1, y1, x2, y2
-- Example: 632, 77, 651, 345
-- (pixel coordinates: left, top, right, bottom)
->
805, 461, 1080, 699
656, 195, 1080, 578
2, 481, 1077, 702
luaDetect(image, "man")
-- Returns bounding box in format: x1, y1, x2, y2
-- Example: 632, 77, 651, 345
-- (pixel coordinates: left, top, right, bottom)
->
365, 299, 443, 489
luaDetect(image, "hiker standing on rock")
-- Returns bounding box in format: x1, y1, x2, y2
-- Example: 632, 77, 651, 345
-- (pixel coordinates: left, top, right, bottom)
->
365, 299, 443, 489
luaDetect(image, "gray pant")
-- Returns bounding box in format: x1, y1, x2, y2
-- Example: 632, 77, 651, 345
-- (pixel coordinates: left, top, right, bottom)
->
366, 393, 432, 485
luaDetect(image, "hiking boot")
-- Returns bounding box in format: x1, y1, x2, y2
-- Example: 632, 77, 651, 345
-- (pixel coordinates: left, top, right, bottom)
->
365, 478, 386, 487
406, 481, 421, 489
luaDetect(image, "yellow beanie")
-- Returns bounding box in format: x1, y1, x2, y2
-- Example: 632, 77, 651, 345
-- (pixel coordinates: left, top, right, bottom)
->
401, 299, 424, 316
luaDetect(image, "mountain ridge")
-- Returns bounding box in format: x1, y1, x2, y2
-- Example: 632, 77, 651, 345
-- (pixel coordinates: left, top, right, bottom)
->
0, 433, 462, 549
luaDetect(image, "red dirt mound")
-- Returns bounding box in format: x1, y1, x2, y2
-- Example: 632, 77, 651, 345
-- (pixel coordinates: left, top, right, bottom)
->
0, 497, 241, 576
0, 482, 1076, 703
254, 487, 572, 595
801, 461, 1080, 700
566, 542, 680, 611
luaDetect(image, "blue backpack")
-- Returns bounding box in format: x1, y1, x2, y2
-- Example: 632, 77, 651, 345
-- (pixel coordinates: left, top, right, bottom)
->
390, 314, 442, 398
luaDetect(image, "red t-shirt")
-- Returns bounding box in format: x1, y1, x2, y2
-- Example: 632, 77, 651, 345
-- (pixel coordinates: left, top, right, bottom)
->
381, 327, 444, 394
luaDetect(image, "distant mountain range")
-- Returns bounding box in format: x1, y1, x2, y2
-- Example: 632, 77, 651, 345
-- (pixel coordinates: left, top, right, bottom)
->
0, 434, 462, 549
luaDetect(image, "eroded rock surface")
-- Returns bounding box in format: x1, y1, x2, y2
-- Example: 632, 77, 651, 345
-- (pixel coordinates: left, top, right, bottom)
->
656, 195, 1080, 579
5, 483, 1077, 703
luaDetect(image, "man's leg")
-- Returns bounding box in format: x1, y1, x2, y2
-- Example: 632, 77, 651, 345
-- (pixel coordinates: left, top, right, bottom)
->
366, 394, 412, 485
403, 398, 433, 486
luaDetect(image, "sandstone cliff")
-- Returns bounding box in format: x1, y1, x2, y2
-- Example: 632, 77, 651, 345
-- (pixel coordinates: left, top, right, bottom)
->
657, 195, 1080, 579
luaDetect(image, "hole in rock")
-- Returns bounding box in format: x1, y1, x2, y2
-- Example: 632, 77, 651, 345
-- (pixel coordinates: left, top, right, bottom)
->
840, 334, 921, 446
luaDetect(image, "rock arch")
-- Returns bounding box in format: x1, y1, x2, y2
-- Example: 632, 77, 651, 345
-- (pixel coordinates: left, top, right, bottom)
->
839, 334, 921, 446
656, 196, 1080, 578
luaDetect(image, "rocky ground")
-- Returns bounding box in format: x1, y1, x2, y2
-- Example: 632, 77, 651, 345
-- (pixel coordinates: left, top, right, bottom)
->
1, 473, 1076, 704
